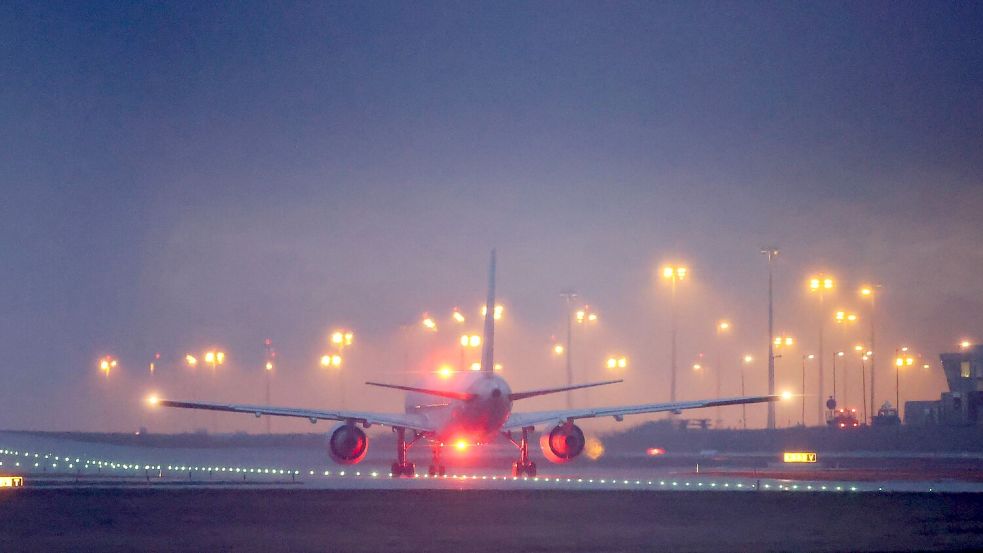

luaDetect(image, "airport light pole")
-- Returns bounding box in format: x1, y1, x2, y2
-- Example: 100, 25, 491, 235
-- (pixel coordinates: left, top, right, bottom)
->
662, 265, 688, 405
895, 348, 914, 422
761, 247, 779, 429
560, 291, 577, 409
740, 355, 752, 429
858, 349, 870, 425
860, 285, 879, 419
808, 274, 835, 425
715, 320, 731, 427
264, 338, 275, 434
831, 351, 844, 412
330, 330, 354, 409
203, 350, 224, 431
801, 354, 814, 426
833, 311, 858, 407
559, 292, 598, 409
772, 335, 794, 427
185, 354, 199, 431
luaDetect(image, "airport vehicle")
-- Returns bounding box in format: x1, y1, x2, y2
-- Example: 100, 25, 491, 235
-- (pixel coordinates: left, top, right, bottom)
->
829, 408, 861, 429
150, 252, 779, 477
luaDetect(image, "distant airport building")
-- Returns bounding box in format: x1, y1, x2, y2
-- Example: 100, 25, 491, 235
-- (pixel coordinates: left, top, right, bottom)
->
906, 344, 983, 426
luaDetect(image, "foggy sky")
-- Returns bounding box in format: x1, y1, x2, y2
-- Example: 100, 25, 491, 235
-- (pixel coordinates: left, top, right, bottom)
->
2, 1, 982, 432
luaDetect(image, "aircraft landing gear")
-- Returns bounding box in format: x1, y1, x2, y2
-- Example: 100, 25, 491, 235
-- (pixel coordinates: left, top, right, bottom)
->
391, 427, 417, 477
428, 443, 446, 477
507, 427, 537, 477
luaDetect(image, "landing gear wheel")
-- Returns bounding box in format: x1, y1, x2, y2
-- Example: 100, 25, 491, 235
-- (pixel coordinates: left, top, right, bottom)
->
508, 427, 537, 477
391, 462, 415, 477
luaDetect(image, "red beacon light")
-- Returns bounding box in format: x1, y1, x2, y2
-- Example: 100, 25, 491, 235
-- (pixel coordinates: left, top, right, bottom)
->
646, 447, 666, 456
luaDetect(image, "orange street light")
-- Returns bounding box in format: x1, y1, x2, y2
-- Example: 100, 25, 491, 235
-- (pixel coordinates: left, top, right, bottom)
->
421, 314, 438, 332
809, 276, 835, 291
320, 354, 342, 368
481, 304, 504, 320
185, 354, 198, 368
98, 356, 117, 377
451, 308, 465, 324
662, 265, 688, 280
331, 330, 354, 347
773, 335, 795, 347
606, 356, 628, 370
960, 340, 973, 350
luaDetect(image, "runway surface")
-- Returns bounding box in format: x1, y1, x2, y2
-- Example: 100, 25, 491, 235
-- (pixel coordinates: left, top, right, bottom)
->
4, 431, 983, 493
2, 488, 982, 552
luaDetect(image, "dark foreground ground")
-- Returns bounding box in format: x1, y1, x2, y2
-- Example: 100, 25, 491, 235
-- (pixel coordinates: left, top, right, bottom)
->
1, 489, 982, 552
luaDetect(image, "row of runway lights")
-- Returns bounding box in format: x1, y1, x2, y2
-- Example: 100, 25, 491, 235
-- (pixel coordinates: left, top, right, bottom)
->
2, 447, 915, 493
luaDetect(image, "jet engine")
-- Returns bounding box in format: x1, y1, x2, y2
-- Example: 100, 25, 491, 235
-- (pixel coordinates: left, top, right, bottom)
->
539, 423, 585, 463
327, 424, 368, 465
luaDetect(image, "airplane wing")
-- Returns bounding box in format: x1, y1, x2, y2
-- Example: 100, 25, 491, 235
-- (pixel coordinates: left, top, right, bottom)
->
151, 398, 436, 433
501, 394, 780, 430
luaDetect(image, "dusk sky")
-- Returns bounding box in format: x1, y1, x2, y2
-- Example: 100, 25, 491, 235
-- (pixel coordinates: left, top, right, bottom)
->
2, 1, 981, 432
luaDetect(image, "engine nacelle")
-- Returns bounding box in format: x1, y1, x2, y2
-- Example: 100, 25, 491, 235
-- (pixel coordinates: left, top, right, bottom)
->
327, 424, 368, 465
539, 423, 585, 464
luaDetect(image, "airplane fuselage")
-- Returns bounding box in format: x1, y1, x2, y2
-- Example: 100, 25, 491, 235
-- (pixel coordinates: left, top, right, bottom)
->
404, 372, 512, 442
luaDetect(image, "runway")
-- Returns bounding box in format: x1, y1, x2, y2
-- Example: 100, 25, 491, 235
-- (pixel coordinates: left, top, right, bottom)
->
3, 431, 983, 494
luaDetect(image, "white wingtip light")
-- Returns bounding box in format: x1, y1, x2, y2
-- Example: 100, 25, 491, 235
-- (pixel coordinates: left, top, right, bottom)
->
781, 390, 793, 401
146, 394, 160, 406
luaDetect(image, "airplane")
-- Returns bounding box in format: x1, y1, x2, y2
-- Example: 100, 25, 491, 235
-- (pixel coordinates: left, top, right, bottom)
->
149, 251, 780, 477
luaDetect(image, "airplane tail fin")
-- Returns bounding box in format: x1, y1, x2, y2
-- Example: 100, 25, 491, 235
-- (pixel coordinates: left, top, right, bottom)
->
479, 250, 496, 376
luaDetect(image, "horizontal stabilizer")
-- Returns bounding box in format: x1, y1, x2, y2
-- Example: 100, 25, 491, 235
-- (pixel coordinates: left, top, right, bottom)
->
509, 379, 623, 401
365, 381, 476, 401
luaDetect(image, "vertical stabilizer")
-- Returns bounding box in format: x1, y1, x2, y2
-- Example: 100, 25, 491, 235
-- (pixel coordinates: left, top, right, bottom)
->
479, 250, 496, 375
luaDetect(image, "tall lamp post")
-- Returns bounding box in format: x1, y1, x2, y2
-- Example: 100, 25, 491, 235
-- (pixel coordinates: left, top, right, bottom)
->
831, 351, 845, 414
557, 293, 598, 409
833, 311, 859, 407
715, 320, 731, 427
773, 335, 794, 427
860, 285, 879, 419
662, 265, 688, 405
761, 248, 779, 429
329, 329, 354, 408
801, 354, 814, 426
808, 274, 835, 425
895, 347, 915, 422
203, 350, 225, 431
559, 291, 577, 409
740, 354, 753, 429
264, 338, 275, 434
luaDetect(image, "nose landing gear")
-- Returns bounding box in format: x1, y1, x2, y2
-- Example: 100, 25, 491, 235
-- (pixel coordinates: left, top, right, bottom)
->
506, 427, 537, 477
